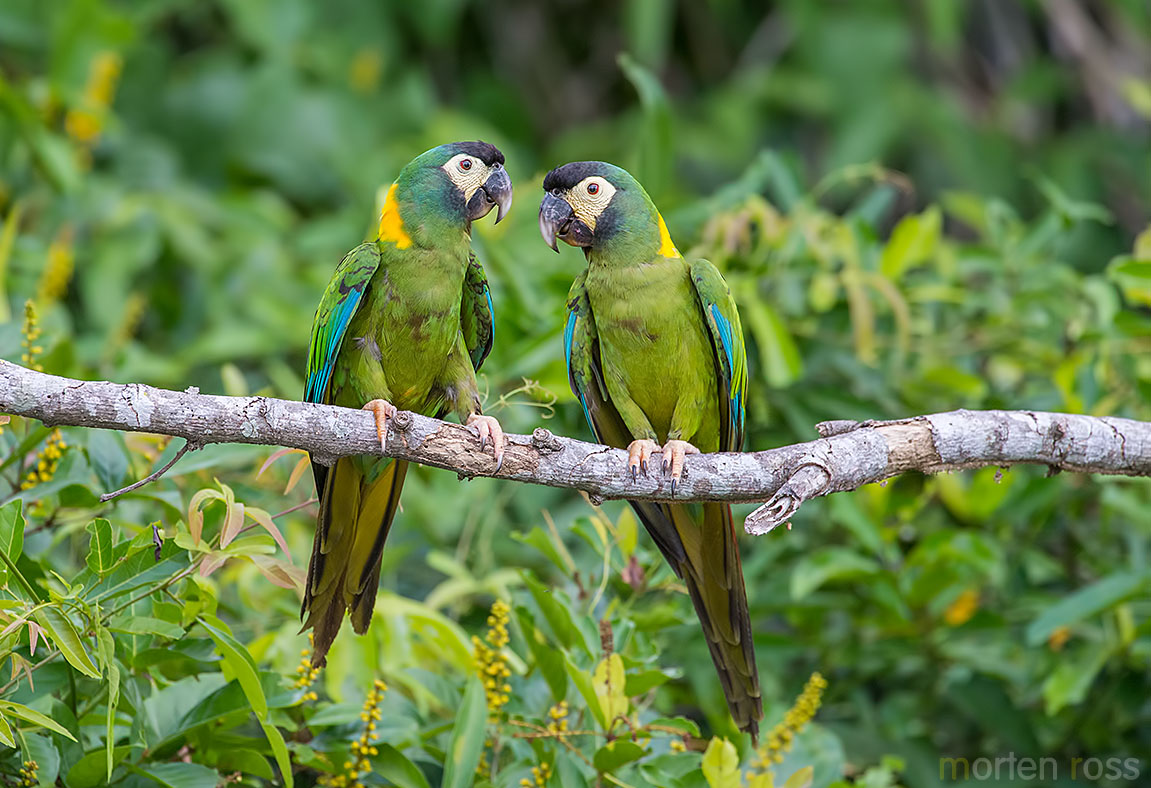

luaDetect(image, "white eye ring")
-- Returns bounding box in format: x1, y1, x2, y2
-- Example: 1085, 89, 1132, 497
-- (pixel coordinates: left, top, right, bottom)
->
458, 158, 473, 172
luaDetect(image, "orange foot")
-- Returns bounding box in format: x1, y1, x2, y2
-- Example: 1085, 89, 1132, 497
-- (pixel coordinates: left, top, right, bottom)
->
660, 439, 699, 495
625, 439, 659, 482
362, 399, 397, 449
466, 413, 506, 470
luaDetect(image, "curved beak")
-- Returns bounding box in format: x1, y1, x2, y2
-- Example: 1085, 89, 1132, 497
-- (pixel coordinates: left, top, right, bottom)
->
467, 164, 514, 224
538, 192, 593, 252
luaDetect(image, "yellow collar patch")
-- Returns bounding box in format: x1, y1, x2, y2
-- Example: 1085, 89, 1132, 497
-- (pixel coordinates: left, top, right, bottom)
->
378, 183, 413, 249
656, 212, 680, 258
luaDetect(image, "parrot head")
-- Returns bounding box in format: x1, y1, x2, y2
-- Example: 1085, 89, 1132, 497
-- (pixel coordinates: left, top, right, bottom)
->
538, 161, 677, 262
388, 141, 513, 242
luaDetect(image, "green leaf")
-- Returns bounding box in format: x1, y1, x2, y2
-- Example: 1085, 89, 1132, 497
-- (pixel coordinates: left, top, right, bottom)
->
137, 762, 221, 788
440, 676, 487, 788
592, 653, 628, 730
376, 743, 433, 788
108, 615, 185, 640
260, 718, 294, 788
212, 749, 274, 781
702, 737, 740, 788
790, 548, 880, 600
648, 717, 701, 738
515, 606, 567, 701
565, 654, 606, 728
87, 430, 129, 492
85, 541, 188, 604
85, 518, 115, 575
0, 700, 78, 740
1026, 571, 1149, 646
522, 571, 589, 656
594, 740, 647, 773
65, 746, 133, 787
33, 606, 100, 678
738, 287, 802, 387
0, 499, 25, 562
511, 527, 570, 575
0, 711, 14, 748
1042, 644, 1110, 715
879, 206, 941, 279
106, 663, 120, 782
624, 667, 671, 697
197, 615, 267, 718
783, 766, 815, 788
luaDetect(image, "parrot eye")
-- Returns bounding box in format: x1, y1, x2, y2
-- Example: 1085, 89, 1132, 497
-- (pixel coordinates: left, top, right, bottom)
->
587, 182, 599, 195
459, 158, 473, 172
552, 188, 561, 196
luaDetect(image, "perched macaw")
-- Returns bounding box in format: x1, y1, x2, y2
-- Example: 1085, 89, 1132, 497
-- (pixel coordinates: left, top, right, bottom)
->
302, 141, 513, 667
538, 162, 762, 737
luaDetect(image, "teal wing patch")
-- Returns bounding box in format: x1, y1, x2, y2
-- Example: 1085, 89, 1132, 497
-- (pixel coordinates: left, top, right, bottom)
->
564, 270, 603, 435
304, 243, 382, 405
461, 253, 495, 372
690, 259, 748, 452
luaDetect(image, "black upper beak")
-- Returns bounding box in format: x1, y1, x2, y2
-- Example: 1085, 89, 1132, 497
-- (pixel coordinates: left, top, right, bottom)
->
538, 192, 572, 252
539, 191, 595, 252
467, 164, 513, 224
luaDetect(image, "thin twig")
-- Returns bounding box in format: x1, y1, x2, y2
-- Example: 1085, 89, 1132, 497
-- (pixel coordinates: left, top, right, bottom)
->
99, 439, 198, 502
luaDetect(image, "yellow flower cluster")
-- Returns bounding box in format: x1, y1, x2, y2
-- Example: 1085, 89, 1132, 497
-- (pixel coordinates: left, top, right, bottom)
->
22, 429, 67, 491
65, 51, 122, 146
545, 700, 569, 734
319, 679, 386, 788
293, 633, 321, 701
37, 227, 74, 305
18, 759, 38, 787
1048, 625, 1071, 651
21, 299, 43, 371
473, 599, 512, 713
944, 589, 979, 627
519, 761, 552, 788
752, 672, 827, 772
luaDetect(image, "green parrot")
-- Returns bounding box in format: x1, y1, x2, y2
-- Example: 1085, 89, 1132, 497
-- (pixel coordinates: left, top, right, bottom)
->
302, 141, 513, 667
538, 162, 762, 738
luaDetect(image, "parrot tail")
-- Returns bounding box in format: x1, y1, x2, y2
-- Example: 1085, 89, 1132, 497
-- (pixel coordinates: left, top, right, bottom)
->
666, 501, 763, 740
301, 456, 408, 668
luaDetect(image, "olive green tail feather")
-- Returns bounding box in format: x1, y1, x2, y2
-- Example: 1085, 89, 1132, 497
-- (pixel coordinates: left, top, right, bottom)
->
650, 501, 763, 740
301, 457, 408, 667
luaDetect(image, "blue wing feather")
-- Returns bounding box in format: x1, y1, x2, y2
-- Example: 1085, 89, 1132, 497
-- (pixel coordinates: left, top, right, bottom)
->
691, 260, 747, 451
304, 243, 382, 405
564, 307, 594, 431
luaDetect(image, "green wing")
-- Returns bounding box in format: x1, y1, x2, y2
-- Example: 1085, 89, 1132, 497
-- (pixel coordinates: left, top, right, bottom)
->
461, 253, 495, 371
304, 242, 382, 405
689, 259, 748, 452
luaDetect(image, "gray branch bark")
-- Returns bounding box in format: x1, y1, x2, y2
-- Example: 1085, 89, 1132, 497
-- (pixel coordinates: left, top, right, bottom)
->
3, 360, 1150, 533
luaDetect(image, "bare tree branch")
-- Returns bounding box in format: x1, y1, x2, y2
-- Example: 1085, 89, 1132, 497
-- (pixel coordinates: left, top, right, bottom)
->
3, 360, 1150, 532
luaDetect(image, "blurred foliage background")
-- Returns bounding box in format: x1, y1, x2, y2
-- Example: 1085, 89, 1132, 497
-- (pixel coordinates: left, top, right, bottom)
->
1, 0, 1150, 786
